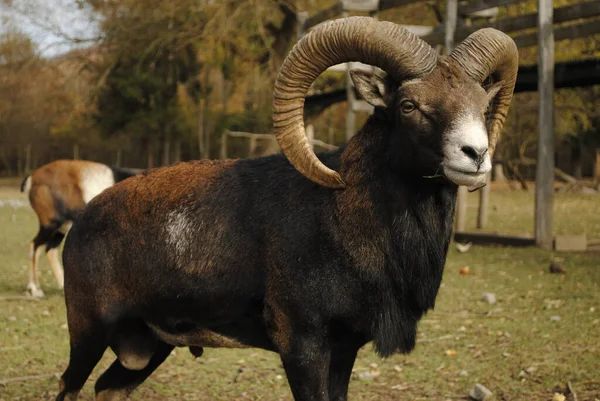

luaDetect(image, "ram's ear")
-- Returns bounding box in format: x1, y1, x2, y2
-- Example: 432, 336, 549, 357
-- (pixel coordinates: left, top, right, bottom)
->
485, 81, 503, 104
350, 69, 391, 108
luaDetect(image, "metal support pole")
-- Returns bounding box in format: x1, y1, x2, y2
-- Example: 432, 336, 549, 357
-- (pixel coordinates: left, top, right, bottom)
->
535, 0, 555, 248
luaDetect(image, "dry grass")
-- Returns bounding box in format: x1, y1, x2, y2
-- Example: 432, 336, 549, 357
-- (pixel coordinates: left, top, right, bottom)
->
0, 180, 598, 401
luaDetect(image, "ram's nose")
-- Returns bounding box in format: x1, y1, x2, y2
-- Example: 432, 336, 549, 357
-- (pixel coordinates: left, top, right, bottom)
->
460, 145, 488, 169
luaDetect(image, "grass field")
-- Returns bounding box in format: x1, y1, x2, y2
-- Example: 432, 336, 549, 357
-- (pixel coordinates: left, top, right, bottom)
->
0, 179, 599, 401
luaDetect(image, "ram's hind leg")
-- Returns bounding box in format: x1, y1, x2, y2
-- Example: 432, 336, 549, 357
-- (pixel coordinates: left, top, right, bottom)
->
57, 314, 110, 401
95, 341, 173, 401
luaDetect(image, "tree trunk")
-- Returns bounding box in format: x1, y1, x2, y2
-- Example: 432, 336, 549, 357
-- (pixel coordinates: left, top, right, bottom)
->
162, 138, 170, 166
197, 99, 205, 158
173, 140, 182, 164
25, 144, 31, 172
147, 143, 154, 169
493, 163, 506, 182
116, 148, 122, 167
571, 140, 583, 179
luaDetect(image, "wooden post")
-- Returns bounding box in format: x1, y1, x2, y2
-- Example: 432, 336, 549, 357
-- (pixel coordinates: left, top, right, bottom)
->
445, 0, 467, 232
594, 148, 600, 184
535, 0, 555, 249
248, 136, 257, 157
477, 172, 491, 229
220, 131, 228, 159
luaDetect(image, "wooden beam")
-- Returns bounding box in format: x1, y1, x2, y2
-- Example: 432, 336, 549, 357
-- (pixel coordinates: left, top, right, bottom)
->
342, 0, 379, 12
454, 232, 536, 247
535, 0, 555, 249
303, 0, 429, 30
422, 0, 600, 46
303, 2, 343, 30
514, 58, 600, 92
514, 19, 600, 48
458, 0, 526, 16
379, 0, 424, 11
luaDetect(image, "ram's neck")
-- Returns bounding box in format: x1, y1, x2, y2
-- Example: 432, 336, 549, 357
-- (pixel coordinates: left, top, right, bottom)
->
336, 115, 458, 356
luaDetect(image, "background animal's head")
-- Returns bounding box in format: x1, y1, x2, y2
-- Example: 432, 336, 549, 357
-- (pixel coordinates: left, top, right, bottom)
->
272, 17, 518, 189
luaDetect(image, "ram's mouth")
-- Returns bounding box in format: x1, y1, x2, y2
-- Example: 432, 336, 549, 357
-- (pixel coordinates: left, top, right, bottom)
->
443, 166, 488, 187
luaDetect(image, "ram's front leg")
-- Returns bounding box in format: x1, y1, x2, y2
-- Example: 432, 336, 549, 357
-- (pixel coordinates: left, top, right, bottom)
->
279, 334, 331, 401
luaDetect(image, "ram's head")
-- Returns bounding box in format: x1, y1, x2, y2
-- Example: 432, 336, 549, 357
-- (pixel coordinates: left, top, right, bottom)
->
272, 17, 518, 189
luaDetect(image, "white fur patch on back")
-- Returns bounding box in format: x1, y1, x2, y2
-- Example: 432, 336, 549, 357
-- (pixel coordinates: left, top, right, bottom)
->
79, 164, 116, 204
165, 208, 195, 260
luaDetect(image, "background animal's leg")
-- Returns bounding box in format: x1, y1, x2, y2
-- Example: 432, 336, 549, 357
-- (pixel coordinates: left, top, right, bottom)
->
95, 341, 174, 401
279, 335, 331, 401
328, 347, 359, 401
46, 231, 66, 289
57, 315, 109, 401
27, 238, 47, 298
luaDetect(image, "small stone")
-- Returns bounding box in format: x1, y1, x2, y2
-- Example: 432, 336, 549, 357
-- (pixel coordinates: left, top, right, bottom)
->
482, 292, 497, 304
590, 307, 596, 312
502, 352, 511, 358
459, 370, 468, 377
550, 315, 561, 322
275, 375, 283, 380
549, 263, 566, 274
42, 310, 50, 316
525, 366, 537, 374
8, 316, 16, 322
393, 365, 403, 373
369, 363, 378, 369
518, 370, 526, 378
391, 384, 409, 390
358, 371, 374, 381
552, 393, 566, 401
469, 383, 493, 401
61, 323, 68, 329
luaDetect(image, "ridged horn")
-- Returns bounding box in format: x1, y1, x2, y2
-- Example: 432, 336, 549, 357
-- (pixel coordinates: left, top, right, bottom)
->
272, 16, 438, 188
450, 28, 519, 157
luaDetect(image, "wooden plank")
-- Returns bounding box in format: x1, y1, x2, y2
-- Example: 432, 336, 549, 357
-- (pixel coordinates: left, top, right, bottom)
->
454, 232, 536, 247
304, 2, 343, 30
459, 0, 526, 15
514, 19, 600, 48
423, 0, 600, 46
535, 0, 555, 249
379, 0, 424, 10
342, 0, 379, 12
514, 58, 600, 92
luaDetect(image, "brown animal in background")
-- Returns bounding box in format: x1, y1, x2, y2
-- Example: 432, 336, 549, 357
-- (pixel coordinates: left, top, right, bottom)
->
20, 160, 141, 297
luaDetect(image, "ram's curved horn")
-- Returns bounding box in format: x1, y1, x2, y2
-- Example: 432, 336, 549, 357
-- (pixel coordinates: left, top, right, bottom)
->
272, 17, 438, 188
450, 28, 518, 157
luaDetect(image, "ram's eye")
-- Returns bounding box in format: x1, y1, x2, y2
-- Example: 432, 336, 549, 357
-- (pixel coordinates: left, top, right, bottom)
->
401, 101, 416, 113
